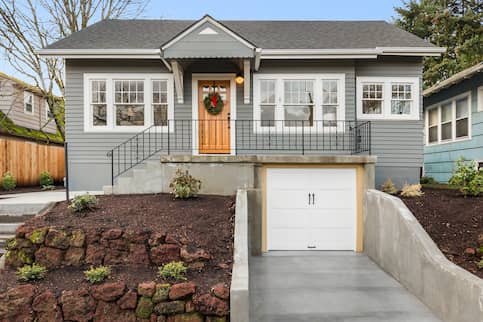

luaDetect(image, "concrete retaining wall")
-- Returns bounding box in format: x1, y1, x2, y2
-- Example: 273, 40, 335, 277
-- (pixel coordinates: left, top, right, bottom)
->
230, 189, 249, 322
364, 189, 483, 322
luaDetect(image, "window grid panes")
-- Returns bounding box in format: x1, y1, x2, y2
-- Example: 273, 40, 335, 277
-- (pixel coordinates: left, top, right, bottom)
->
260, 79, 276, 127
152, 80, 168, 126
114, 80, 144, 126
362, 83, 383, 114
283, 79, 314, 127
391, 83, 412, 115
90, 80, 107, 126
322, 80, 338, 126
24, 92, 33, 113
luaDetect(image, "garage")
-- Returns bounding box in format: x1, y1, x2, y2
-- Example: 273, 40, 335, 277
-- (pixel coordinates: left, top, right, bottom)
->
266, 167, 358, 251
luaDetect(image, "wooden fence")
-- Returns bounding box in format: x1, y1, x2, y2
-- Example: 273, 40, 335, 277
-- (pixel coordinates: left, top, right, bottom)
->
0, 137, 65, 186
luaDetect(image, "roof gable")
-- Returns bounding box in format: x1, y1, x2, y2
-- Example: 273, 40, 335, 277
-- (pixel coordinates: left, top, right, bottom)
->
161, 15, 256, 58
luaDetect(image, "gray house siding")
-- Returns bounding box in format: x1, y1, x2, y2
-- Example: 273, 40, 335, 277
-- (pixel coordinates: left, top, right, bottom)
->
65, 57, 423, 190
355, 57, 424, 187
0, 77, 57, 134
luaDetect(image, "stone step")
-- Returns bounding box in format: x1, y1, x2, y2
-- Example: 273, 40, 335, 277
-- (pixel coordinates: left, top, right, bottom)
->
0, 223, 21, 234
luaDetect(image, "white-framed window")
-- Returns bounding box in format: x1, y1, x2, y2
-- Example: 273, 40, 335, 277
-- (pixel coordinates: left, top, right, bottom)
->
478, 86, 483, 112
253, 73, 345, 133
44, 99, 51, 120
425, 92, 471, 145
24, 91, 34, 114
356, 77, 420, 120
83, 73, 174, 132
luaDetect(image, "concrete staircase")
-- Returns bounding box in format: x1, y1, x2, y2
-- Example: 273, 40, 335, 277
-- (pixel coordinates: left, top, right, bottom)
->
0, 216, 33, 258
104, 158, 168, 195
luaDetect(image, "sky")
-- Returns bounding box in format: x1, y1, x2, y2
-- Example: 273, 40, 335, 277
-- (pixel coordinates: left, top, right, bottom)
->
142, 0, 404, 21
0, 0, 405, 83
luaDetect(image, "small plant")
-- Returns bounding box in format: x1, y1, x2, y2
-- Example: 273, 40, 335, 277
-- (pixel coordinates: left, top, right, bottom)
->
84, 266, 111, 284
158, 261, 187, 281
420, 176, 436, 185
68, 194, 97, 213
1, 172, 16, 191
39, 171, 54, 188
449, 158, 483, 197
400, 183, 424, 198
41, 185, 56, 191
169, 169, 201, 199
381, 178, 397, 195
16, 263, 47, 281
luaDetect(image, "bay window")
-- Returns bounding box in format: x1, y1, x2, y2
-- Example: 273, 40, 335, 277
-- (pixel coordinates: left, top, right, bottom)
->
425, 93, 471, 145
357, 77, 420, 120
84, 74, 174, 132
253, 74, 345, 133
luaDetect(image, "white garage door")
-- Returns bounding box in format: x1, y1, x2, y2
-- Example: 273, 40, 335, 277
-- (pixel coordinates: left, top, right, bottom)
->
266, 168, 357, 251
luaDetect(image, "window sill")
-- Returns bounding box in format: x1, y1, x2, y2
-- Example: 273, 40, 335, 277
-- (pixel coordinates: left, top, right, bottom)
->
426, 136, 472, 147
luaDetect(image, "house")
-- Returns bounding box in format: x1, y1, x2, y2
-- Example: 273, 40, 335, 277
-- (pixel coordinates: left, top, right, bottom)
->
423, 62, 483, 183
0, 72, 58, 138
38, 15, 444, 252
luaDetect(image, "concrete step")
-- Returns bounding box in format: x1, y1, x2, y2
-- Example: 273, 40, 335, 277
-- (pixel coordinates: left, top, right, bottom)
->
0, 233, 15, 248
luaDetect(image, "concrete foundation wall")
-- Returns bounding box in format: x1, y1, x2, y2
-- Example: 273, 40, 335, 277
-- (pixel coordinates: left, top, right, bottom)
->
364, 190, 483, 322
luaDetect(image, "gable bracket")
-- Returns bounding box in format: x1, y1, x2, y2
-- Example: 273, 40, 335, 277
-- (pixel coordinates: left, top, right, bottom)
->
171, 61, 184, 104
244, 59, 251, 104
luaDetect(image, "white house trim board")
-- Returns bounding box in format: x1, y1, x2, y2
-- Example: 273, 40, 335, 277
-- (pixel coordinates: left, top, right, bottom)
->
171, 61, 184, 104
243, 60, 251, 104
83, 73, 174, 133
191, 73, 237, 156
161, 15, 256, 51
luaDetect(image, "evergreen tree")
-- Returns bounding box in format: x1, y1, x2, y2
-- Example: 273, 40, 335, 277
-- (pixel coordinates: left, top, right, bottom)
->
394, 0, 482, 88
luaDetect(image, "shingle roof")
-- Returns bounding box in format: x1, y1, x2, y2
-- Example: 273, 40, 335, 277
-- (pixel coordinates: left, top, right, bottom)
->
423, 62, 483, 97
44, 19, 436, 50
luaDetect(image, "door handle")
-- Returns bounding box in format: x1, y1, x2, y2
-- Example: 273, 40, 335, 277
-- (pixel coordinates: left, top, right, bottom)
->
312, 193, 315, 205
227, 113, 231, 129
308, 193, 311, 205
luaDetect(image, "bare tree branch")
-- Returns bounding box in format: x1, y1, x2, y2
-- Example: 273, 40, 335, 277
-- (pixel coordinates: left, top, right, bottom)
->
0, 0, 150, 140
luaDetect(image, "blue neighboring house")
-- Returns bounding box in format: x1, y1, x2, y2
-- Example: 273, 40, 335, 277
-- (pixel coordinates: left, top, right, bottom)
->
423, 62, 483, 183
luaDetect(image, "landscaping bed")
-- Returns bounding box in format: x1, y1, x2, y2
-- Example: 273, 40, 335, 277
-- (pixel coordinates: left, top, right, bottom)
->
401, 187, 482, 278
0, 193, 235, 321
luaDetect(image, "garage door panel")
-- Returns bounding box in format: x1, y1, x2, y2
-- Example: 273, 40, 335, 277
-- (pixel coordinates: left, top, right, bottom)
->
269, 229, 309, 250
308, 209, 355, 228
267, 167, 357, 251
268, 189, 310, 210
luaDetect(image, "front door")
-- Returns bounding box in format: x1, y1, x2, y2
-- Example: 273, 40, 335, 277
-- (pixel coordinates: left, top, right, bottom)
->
198, 80, 231, 154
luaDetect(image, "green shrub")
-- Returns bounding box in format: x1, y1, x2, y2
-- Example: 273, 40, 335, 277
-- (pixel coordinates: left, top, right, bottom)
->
420, 176, 437, 184
84, 266, 111, 284
68, 194, 97, 213
381, 178, 397, 195
158, 261, 187, 281
16, 263, 47, 281
39, 171, 54, 188
478, 259, 483, 270
400, 183, 424, 198
1, 172, 16, 191
41, 185, 56, 191
448, 158, 483, 197
169, 169, 201, 199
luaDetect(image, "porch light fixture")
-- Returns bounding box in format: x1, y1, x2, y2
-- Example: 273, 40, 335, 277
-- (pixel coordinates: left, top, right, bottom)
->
235, 74, 244, 85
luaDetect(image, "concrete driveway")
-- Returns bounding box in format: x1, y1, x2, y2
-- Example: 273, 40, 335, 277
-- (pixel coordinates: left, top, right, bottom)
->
250, 252, 441, 322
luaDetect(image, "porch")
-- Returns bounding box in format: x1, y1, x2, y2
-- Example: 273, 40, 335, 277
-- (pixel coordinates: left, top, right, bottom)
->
107, 119, 371, 185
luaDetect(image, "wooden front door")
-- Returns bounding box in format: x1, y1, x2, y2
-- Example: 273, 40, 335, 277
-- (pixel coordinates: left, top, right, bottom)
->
198, 80, 231, 154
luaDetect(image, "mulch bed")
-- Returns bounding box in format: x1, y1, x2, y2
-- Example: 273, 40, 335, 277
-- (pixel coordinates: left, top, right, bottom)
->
0, 185, 64, 196
401, 188, 482, 278
0, 193, 235, 295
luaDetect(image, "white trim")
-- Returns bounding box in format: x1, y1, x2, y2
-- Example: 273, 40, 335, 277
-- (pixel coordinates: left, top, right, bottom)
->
83, 73, 174, 133
199, 27, 218, 35
478, 86, 483, 112
243, 59, 251, 104
261, 47, 445, 58
253, 73, 346, 134
191, 73, 237, 156
23, 91, 34, 115
425, 91, 472, 146
162, 16, 255, 51
171, 61, 184, 104
356, 76, 420, 121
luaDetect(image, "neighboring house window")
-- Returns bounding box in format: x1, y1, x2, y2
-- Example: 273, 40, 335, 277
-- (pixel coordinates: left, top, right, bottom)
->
253, 74, 345, 133
45, 100, 50, 120
24, 91, 34, 114
356, 77, 420, 120
84, 74, 174, 132
478, 86, 483, 112
425, 92, 471, 145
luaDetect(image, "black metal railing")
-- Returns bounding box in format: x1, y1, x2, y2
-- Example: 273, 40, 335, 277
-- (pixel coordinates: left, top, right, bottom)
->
107, 120, 371, 185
